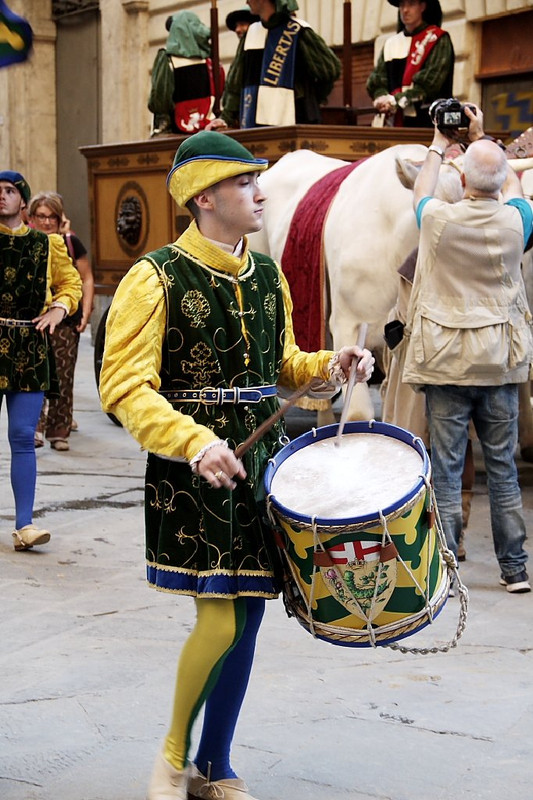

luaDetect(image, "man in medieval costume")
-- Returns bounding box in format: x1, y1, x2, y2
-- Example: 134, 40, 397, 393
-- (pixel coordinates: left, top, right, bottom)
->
99, 131, 374, 799
367, 0, 455, 127
226, 7, 260, 40
148, 11, 225, 136
219, 0, 340, 128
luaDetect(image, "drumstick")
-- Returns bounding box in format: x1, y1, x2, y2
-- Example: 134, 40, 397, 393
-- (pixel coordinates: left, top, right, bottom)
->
234, 378, 317, 461
335, 323, 368, 447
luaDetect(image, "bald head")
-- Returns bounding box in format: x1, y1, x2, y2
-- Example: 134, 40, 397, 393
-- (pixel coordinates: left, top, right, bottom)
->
463, 139, 508, 197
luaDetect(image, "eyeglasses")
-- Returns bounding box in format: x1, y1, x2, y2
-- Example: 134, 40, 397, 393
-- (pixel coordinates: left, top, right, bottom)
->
33, 213, 59, 223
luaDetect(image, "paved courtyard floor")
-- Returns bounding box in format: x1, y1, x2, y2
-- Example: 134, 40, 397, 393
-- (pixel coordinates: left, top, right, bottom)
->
1, 334, 532, 800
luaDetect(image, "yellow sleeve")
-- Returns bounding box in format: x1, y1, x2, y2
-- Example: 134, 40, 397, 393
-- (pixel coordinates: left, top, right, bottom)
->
278, 267, 334, 388
99, 259, 219, 461
47, 233, 82, 314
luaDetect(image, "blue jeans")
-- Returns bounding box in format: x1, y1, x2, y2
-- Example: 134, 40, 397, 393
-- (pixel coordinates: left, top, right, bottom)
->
425, 384, 528, 578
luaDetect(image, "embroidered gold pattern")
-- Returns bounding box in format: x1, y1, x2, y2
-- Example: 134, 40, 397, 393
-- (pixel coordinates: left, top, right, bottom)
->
158, 268, 175, 292
181, 290, 210, 328
264, 293, 276, 321
228, 302, 257, 321
244, 407, 256, 433
181, 342, 221, 385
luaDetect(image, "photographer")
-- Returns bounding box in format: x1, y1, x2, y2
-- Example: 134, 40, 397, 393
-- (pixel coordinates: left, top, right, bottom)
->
402, 103, 533, 593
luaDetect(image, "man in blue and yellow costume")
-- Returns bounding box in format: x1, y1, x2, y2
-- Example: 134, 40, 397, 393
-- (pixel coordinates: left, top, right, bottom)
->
219, 0, 340, 128
99, 131, 374, 800
0, 170, 81, 551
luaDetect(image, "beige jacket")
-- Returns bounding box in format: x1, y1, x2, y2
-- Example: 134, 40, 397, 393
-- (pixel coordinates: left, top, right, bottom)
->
403, 196, 533, 388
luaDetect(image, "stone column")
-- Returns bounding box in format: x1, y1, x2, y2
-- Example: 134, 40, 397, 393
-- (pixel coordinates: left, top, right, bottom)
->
100, 0, 150, 144
123, 0, 151, 141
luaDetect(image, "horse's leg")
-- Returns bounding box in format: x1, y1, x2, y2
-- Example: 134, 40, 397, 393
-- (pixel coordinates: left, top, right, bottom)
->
346, 382, 375, 421
316, 383, 374, 428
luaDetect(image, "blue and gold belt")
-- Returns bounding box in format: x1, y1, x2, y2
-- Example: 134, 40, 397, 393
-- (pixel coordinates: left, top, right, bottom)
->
160, 385, 277, 405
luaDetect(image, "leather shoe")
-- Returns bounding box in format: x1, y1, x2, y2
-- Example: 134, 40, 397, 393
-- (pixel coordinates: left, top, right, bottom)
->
12, 524, 51, 551
188, 764, 259, 800
51, 439, 70, 451
148, 750, 189, 800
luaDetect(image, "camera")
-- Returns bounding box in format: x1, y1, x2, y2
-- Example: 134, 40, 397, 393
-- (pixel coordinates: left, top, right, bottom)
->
429, 98, 476, 131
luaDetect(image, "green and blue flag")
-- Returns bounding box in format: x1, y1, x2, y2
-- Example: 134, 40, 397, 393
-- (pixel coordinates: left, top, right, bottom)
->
0, 1, 32, 68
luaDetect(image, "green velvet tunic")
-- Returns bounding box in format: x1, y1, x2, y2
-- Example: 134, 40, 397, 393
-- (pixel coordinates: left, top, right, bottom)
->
0, 228, 56, 393
144, 245, 288, 598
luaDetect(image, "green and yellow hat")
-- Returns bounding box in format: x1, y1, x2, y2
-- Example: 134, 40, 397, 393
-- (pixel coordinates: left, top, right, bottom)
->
167, 131, 268, 208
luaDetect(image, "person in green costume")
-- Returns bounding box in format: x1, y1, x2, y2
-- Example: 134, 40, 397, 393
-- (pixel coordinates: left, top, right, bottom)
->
100, 131, 374, 800
148, 10, 225, 136
217, 0, 340, 129
0, 170, 81, 551
366, 0, 454, 128
226, 7, 260, 40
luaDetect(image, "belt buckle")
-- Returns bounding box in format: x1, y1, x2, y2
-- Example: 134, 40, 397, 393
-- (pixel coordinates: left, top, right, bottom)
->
200, 387, 219, 405
246, 389, 263, 403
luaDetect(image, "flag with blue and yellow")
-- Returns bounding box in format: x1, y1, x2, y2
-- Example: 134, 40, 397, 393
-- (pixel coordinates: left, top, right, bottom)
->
0, 0, 32, 68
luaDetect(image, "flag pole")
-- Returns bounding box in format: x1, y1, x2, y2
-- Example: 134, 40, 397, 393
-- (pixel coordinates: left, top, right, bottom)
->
210, 0, 221, 116
342, 0, 352, 110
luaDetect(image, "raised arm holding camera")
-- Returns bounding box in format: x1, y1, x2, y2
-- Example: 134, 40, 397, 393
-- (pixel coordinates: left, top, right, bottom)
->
402, 103, 533, 594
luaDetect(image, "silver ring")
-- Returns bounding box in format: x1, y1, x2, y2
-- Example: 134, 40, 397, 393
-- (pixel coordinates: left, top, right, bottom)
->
215, 470, 225, 481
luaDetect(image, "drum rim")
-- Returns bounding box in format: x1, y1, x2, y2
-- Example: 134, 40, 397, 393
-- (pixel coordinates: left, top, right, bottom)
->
264, 421, 430, 528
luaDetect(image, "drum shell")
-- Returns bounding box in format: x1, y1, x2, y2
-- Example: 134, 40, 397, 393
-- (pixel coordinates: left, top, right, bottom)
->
264, 422, 450, 647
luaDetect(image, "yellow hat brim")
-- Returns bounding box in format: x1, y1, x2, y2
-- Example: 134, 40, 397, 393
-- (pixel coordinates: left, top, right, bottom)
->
168, 158, 268, 208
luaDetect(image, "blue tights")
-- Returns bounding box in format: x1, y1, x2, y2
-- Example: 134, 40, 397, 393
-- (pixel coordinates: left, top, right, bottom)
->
2, 391, 44, 529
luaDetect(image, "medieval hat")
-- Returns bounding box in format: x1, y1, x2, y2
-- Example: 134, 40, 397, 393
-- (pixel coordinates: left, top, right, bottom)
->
275, 0, 299, 12
164, 11, 211, 59
225, 8, 260, 32
387, 0, 443, 28
0, 170, 31, 205
167, 131, 268, 208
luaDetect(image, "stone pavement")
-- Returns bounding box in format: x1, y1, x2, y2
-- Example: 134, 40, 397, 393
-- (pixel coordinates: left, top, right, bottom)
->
1, 333, 532, 800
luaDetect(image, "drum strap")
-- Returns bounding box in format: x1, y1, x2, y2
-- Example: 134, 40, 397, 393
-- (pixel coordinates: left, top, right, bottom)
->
313, 550, 333, 567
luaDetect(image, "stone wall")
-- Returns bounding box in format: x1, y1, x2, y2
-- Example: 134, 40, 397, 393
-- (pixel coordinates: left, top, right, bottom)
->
0, 0, 57, 194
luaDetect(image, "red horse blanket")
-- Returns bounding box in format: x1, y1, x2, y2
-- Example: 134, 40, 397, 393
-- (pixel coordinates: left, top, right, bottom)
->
280, 160, 363, 352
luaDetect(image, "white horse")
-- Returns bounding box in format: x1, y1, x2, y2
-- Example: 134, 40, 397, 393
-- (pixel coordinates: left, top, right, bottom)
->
251, 145, 462, 421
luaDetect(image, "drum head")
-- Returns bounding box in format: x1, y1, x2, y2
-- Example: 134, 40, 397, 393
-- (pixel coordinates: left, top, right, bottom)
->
264, 421, 430, 528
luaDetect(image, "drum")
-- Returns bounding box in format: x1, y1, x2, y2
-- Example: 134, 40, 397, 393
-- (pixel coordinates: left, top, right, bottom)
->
264, 421, 452, 648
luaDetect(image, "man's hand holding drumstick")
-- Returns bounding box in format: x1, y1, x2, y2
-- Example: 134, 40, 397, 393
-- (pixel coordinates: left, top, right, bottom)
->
196, 344, 375, 489
337, 344, 375, 384
195, 443, 247, 490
